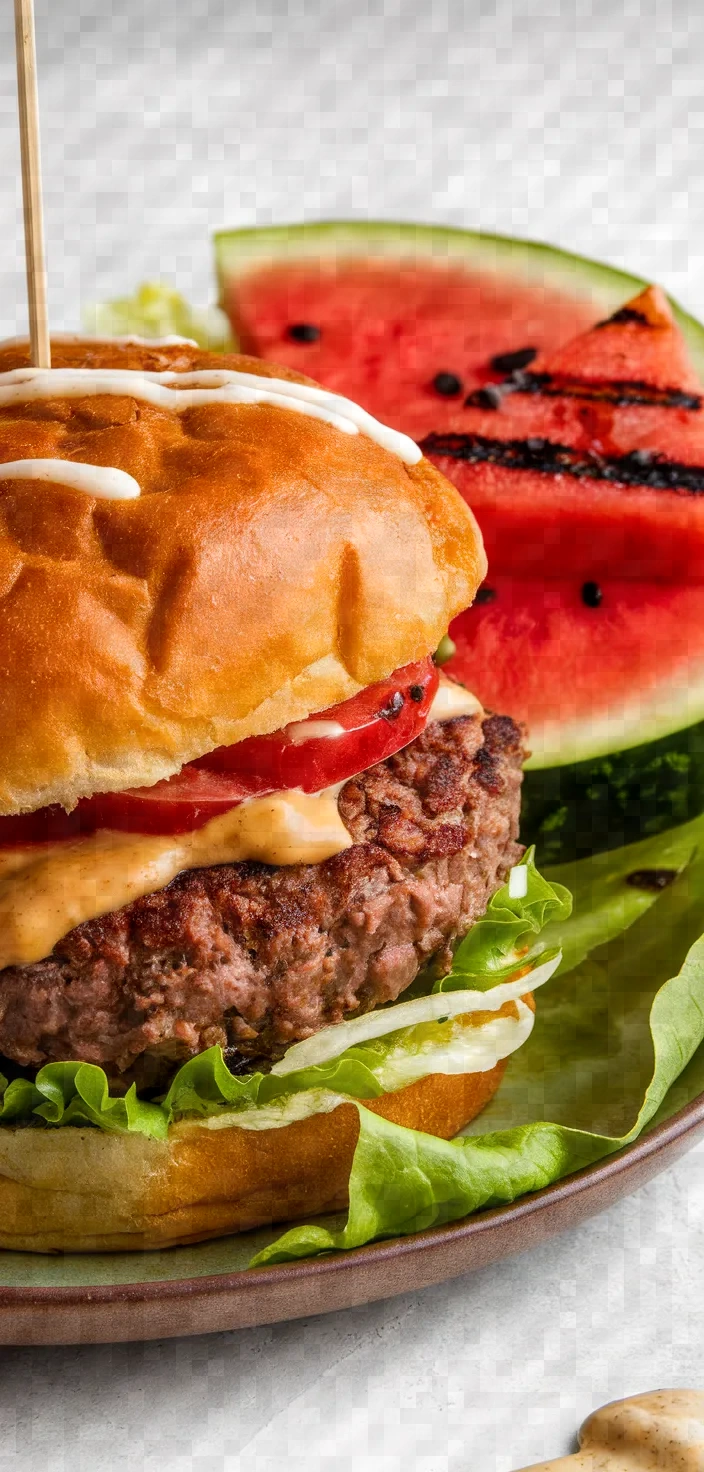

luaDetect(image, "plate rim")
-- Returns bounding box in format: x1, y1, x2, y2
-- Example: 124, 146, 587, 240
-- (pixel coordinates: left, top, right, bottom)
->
2, 1085, 703, 1307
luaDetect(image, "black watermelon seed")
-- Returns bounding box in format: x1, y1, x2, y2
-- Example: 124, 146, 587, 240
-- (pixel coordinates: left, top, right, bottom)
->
581, 581, 603, 608
476, 586, 497, 604
626, 868, 678, 892
379, 691, 405, 720
433, 372, 463, 397
490, 346, 537, 373
473, 385, 504, 410
409, 684, 424, 702
287, 323, 321, 343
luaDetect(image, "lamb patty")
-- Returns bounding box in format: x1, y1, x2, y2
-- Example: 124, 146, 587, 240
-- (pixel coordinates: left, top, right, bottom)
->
0, 713, 524, 1087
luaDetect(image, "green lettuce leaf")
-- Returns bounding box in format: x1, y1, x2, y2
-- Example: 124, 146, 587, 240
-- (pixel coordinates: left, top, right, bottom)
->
252, 892, 704, 1265
0, 1062, 167, 1138
435, 847, 572, 991
251, 816, 704, 1265
82, 281, 235, 352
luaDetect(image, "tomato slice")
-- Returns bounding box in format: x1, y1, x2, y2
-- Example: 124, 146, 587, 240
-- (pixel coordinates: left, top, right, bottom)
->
0, 658, 439, 842
194, 656, 438, 790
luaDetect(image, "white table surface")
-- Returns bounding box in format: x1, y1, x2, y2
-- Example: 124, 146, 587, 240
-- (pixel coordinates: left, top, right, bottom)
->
0, 1, 703, 1466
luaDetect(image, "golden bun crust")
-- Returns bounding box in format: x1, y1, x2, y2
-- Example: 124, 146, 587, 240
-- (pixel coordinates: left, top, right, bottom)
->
0, 338, 486, 815
0, 1065, 504, 1253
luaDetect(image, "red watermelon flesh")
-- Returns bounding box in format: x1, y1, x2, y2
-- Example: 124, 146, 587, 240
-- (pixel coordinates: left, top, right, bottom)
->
423, 287, 704, 584
450, 575, 704, 759
226, 259, 596, 440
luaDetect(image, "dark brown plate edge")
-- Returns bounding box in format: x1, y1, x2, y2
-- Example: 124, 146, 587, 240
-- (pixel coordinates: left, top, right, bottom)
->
1, 1084, 703, 1313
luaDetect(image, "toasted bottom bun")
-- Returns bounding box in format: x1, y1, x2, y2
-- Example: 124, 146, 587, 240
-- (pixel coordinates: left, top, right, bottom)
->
0, 1064, 507, 1254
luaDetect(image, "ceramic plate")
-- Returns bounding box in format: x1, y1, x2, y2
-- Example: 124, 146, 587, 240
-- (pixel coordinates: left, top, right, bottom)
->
1, 1072, 703, 1346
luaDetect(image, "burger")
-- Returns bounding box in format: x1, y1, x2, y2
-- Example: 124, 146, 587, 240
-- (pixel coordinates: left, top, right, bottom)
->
0, 336, 563, 1253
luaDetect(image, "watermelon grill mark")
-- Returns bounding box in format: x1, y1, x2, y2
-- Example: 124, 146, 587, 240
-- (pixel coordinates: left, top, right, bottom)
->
464, 373, 702, 411
596, 306, 649, 327
419, 432, 704, 494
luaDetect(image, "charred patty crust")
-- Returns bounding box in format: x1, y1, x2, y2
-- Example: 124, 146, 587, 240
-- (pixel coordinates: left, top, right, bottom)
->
0, 713, 524, 1087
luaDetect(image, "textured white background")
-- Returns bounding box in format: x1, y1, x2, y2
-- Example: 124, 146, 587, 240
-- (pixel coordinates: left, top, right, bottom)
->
0, 0, 703, 1466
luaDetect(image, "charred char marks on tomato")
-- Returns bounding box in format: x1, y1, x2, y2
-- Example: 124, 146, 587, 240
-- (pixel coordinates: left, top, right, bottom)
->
475, 585, 497, 605
419, 431, 704, 495
409, 684, 424, 702
464, 372, 701, 411
379, 690, 405, 720
625, 868, 678, 891
489, 346, 537, 373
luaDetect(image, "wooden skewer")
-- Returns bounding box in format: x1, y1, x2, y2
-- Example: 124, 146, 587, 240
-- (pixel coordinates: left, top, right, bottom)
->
14, 0, 50, 368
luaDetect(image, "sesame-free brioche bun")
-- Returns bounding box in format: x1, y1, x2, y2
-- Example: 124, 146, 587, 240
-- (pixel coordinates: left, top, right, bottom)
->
0, 1058, 509, 1253
0, 338, 486, 816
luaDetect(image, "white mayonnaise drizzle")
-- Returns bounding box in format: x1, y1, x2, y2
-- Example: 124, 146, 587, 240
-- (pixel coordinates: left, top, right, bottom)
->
0, 367, 422, 465
0, 459, 141, 501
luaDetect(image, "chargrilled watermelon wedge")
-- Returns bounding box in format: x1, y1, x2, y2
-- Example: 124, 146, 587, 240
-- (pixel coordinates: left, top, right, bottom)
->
430, 286, 704, 860
214, 223, 704, 862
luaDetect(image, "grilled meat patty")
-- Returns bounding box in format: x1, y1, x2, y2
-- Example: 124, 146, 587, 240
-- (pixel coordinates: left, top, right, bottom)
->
0, 713, 524, 1088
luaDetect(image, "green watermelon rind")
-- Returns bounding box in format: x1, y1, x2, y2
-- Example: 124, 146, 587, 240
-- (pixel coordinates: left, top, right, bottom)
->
213, 219, 704, 378
522, 666, 704, 771
521, 719, 704, 865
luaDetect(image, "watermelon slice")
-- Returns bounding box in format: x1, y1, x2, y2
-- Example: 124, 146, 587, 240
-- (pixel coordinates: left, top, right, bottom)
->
214, 224, 704, 862
427, 285, 704, 860
214, 222, 704, 440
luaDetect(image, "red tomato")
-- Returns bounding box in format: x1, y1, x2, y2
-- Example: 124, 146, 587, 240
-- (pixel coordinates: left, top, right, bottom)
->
194, 656, 438, 790
0, 658, 438, 842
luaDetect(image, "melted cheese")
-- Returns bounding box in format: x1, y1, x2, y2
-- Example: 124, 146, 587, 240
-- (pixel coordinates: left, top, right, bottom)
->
0, 787, 351, 969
